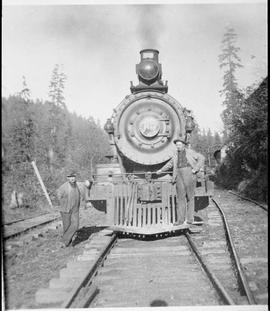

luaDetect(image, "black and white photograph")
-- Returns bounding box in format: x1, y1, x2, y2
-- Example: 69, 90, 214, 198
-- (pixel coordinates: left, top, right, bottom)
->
2, 0, 267, 310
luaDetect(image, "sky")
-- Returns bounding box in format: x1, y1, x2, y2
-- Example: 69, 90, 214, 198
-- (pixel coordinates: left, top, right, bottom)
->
2, 0, 267, 134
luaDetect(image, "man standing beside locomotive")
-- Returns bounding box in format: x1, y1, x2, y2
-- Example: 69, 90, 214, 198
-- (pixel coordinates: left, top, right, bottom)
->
56, 171, 93, 247
156, 138, 205, 226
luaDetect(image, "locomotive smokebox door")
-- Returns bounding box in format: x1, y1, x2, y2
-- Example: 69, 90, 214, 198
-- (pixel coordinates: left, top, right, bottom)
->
112, 92, 186, 167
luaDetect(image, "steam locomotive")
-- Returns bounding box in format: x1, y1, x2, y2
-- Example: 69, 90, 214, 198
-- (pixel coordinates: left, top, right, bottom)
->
87, 49, 213, 235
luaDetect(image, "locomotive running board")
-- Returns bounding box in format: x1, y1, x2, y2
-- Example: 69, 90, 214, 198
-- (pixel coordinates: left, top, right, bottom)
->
108, 223, 189, 235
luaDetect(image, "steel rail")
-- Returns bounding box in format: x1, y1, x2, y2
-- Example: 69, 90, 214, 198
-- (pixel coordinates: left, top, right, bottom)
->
211, 197, 256, 304
62, 233, 118, 308
3, 213, 50, 226
4, 216, 61, 239
228, 190, 268, 212
185, 232, 235, 305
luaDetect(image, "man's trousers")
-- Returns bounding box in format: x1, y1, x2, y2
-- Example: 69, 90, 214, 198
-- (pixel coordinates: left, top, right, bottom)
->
60, 208, 79, 246
175, 167, 196, 224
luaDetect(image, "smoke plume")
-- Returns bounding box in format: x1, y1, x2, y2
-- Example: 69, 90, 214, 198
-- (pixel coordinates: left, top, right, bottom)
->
135, 5, 163, 50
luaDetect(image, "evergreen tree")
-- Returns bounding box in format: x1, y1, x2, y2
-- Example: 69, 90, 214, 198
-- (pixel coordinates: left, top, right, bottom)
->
48, 64, 67, 109
215, 76, 267, 202
13, 77, 35, 164
206, 129, 214, 147
20, 75, 31, 102
213, 132, 222, 149
2, 94, 111, 208
232, 78, 267, 170
47, 64, 71, 172
190, 125, 217, 167
3, 77, 37, 206
218, 27, 243, 136
2, 69, 112, 210
206, 129, 214, 167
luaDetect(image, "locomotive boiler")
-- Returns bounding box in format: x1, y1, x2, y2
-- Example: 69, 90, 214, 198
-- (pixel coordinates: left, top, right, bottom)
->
88, 49, 213, 235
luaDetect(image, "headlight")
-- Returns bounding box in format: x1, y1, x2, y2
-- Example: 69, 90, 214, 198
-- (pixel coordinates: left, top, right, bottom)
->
138, 60, 159, 81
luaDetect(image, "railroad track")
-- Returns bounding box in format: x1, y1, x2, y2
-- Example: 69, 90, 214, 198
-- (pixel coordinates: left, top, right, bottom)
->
90, 234, 238, 307
3, 213, 60, 239
34, 190, 267, 308
36, 231, 224, 308
212, 190, 268, 304
35, 195, 264, 308
228, 190, 268, 212
4, 213, 48, 226
190, 197, 256, 305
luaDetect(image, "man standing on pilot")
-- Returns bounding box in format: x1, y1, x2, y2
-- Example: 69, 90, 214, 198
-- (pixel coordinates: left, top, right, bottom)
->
156, 138, 205, 226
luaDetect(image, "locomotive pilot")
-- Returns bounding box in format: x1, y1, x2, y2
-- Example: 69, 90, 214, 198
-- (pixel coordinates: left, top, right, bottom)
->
156, 138, 205, 226
56, 171, 93, 247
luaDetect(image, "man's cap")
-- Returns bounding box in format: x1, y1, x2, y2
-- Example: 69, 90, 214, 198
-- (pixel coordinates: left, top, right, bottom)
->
67, 171, 76, 177
173, 137, 187, 145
